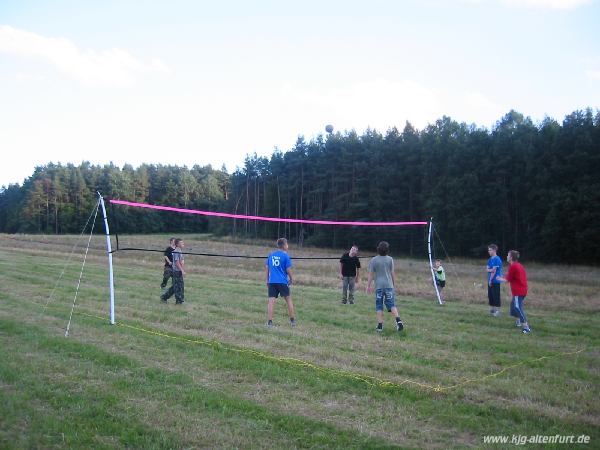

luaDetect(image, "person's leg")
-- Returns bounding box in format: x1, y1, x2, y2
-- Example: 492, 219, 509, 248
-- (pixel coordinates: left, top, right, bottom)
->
510, 296, 521, 326
174, 273, 184, 303
348, 277, 356, 304
284, 296, 296, 324
161, 276, 175, 301
491, 284, 501, 315
496, 284, 501, 313
514, 296, 529, 330
375, 289, 384, 331
385, 289, 403, 331
266, 284, 281, 326
267, 297, 276, 321
488, 285, 494, 314
342, 277, 349, 303
161, 267, 172, 288
180, 276, 185, 303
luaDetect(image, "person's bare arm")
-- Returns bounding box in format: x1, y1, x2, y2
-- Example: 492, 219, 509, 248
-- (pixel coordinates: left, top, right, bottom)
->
176, 259, 185, 275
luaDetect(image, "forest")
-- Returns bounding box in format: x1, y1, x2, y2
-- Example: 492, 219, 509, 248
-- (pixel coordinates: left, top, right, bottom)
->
1, 109, 598, 263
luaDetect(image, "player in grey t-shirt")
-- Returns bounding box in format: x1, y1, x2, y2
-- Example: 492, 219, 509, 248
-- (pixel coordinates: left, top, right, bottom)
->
367, 241, 403, 333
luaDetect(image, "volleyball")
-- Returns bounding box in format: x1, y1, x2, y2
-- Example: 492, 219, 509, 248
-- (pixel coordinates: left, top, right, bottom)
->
325, 124, 334, 133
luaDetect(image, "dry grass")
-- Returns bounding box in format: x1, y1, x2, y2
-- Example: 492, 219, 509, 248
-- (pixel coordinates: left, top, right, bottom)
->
5, 232, 599, 312
1, 232, 599, 449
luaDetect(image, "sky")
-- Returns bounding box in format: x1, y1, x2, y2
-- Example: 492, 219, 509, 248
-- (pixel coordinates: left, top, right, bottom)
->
1, 0, 599, 187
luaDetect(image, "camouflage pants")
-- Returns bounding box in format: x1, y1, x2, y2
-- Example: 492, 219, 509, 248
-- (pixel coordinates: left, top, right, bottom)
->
162, 272, 184, 303
161, 266, 173, 288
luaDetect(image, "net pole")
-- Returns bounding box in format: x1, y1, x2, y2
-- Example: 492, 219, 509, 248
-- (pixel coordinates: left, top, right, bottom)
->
427, 218, 443, 305
98, 192, 116, 324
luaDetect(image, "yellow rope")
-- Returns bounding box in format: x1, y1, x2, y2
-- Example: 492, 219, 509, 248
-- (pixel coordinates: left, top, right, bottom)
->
75, 310, 587, 393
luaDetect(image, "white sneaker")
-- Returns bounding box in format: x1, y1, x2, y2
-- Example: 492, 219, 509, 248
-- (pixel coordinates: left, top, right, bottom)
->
515, 320, 522, 327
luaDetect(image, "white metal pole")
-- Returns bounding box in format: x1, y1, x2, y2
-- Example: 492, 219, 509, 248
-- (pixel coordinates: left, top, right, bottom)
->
98, 192, 116, 324
428, 218, 443, 305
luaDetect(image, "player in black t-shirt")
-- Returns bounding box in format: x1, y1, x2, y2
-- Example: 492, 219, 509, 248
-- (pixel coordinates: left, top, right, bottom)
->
160, 237, 176, 290
339, 245, 361, 304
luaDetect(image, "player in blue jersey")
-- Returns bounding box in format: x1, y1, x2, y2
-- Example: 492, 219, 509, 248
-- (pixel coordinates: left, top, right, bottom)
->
265, 238, 296, 328
486, 243, 503, 316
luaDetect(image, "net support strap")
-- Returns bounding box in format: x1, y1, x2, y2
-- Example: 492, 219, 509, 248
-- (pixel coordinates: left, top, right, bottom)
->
110, 199, 428, 227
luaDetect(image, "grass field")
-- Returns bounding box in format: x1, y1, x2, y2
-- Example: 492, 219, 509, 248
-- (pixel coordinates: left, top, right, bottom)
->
0, 233, 599, 449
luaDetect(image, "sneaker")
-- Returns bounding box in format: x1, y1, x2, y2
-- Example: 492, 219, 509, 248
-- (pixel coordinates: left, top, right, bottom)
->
522, 327, 531, 334
349, 300, 354, 304
492, 310, 501, 317
515, 320, 522, 327
376, 325, 383, 333
290, 319, 296, 327
341, 300, 347, 304
175, 300, 185, 304
395, 320, 404, 331
266, 320, 273, 329
160, 296, 167, 303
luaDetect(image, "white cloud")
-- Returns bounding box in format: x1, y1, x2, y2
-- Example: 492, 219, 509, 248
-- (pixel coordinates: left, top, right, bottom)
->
501, 0, 593, 8
460, 0, 593, 8
15, 72, 46, 82
585, 69, 600, 80
280, 78, 441, 133
0, 25, 170, 87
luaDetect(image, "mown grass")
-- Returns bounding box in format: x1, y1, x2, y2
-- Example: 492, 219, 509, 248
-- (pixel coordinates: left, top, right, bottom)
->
0, 233, 599, 449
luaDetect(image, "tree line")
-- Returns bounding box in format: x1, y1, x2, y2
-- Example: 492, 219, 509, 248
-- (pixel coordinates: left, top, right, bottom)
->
0, 162, 230, 236
1, 109, 598, 263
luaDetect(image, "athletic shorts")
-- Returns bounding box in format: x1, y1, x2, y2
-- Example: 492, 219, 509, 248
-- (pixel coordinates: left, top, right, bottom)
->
375, 288, 396, 312
268, 283, 290, 298
436, 279, 446, 288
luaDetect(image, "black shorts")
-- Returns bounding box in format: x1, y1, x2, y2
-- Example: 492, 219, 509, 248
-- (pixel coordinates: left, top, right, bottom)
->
268, 283, 290, 298
436, 279, 446, 288
488, 283, 501, 307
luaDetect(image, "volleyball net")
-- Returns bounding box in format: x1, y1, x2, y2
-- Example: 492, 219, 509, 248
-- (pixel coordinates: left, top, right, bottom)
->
101, 195, 442, 322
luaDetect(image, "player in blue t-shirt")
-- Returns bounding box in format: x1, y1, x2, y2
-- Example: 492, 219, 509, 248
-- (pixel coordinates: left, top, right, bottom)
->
486, 243, 503, 316
265, 238, 296, 328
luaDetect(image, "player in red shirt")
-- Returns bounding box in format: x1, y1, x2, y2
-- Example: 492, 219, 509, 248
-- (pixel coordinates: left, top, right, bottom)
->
498, 250, 531, 334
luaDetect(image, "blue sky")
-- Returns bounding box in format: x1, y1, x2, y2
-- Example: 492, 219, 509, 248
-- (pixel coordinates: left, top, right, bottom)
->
1, 0, 599, 187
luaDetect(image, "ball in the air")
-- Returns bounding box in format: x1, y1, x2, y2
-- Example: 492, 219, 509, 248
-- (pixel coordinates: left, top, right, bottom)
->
325, 124, 334, 133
